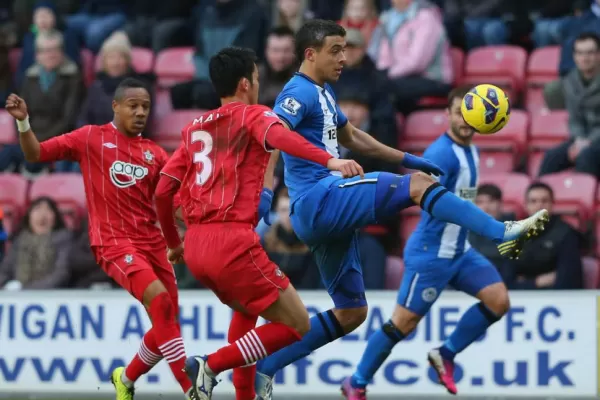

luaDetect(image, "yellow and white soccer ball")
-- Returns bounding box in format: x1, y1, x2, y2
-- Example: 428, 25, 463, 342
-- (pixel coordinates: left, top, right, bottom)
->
461, 84, 511, 134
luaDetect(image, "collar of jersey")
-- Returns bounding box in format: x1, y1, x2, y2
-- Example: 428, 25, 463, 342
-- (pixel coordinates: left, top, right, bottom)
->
295, 72, 323, 88
111, 122, 143, 138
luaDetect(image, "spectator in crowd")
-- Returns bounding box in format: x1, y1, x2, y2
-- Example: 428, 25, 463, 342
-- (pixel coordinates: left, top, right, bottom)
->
332, 28, 396, 165
308, 0, 389, 20
66, 0, 129, 54
338, 0, 380, 45
505, 182, 583, 290
124, 0, 196, 53
369, 0, 453, 114
443, 0, 507, 50
258, 26, 296, 108
526, 0, 574, 48
170, 0, 268, 110
13, 0, 79, 38
469, 184, 513, 279
0, 197, 72, 290
559, 0, 600, 76
67, 218, 114, 289
263, 188, 321, 289
539, 33, 600, 178
16, 1, 80, 88
271, 0, 312, 32
0, 0, 16, 103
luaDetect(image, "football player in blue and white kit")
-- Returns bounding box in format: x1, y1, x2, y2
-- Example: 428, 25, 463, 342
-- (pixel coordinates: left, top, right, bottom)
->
255, 20, 548, 400
343, 87, 512, 399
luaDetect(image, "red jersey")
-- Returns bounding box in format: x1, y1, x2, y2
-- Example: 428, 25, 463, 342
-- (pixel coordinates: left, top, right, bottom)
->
160, 102, 281, 226
39, 123, 169, 247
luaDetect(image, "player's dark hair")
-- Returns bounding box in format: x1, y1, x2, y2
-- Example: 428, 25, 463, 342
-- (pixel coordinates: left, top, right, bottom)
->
114, 78, 150, 101
269, 26, 295, 39
447, 85, 472, 108
295, 19, 346, 61
209, 47, 257, 98
20, 196, 65, 234
526, 182, 554, 202
575, 32, 600, 51
477, 184, 502, 201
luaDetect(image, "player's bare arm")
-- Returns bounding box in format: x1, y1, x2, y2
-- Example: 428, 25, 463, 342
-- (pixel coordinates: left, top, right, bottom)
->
5, 94, 41, 162
337, 122, 405, 163
155, 174, 184, 261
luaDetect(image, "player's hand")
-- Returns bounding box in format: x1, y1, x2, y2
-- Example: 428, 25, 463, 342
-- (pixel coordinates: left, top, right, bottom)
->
258, 188, 274, 225
4, 94, 28, 121
401, 153, 445, 177
327, 158, 364, 179
167, 244, 184, 264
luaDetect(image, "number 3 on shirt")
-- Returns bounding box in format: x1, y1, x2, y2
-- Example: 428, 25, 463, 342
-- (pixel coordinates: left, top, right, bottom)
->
191, 130, 213, 185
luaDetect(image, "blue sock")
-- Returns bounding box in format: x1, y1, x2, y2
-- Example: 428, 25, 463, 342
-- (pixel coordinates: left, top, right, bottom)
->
256, 310, 344, 377
440, 302, 500, 360
420, 183, 505, 242
351, 320, 405, 389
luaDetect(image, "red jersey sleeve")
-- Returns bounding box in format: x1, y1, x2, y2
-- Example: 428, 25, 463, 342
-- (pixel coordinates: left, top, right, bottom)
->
246, 105, 283, 152
38, 125, 91, 162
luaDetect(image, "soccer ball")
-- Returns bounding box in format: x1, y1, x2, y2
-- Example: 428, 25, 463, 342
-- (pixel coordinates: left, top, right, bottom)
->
461, 84, 511, 134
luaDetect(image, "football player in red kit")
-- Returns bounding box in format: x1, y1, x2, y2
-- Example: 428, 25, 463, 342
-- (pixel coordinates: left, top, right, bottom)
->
154, 47, 363, 400
4, 79, 195, 400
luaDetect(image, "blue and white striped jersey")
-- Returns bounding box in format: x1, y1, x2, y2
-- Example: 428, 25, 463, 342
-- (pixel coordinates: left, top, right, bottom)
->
404, 133, 480, 259
273, 72, 348, 203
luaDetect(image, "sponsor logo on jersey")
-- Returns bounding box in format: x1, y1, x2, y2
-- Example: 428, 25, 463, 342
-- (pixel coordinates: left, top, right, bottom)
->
280, 97, 301, 115
103, 142, 117, 149
459, 187, 477, 202
109, 160, 148, 188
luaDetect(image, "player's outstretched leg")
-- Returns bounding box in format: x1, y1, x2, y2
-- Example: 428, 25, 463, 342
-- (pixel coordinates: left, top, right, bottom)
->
375, 172, 549, 258
184, 285, 309, 400
111, 328, 162, 400
229, 311, 260, 400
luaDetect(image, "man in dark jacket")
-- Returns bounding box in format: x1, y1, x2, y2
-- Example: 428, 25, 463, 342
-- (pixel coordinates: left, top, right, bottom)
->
258, 26, 296, 108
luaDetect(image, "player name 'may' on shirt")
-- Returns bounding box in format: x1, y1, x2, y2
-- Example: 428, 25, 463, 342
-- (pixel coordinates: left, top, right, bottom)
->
274, 72, 348, 202
38, 123, 169, 247
160, 102, 282, 226
405, 133, 480, 259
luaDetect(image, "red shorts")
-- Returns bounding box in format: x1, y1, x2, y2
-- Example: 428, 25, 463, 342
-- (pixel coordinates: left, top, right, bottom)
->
94, 244, 178, 307
184, 223, 289, 315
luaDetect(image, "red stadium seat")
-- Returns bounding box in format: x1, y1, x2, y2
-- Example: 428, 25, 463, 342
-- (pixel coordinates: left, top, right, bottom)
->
478, 152, 515, 176
527, 46, 560, 86
463, 46, 527, 96
154, 47, 195, 88
539, 172, 596, 230
80, 48, 96, 87
395, 113, 404, 136
400, 110, 448, 152
385, 256, 405, 290
479, 173, 531, 218
582, 257, 599, 289
474, 109, 528, 154
154, 88, 173, 120
8, 48, 21, 73
29, 174, 86, 229
95, 47, 155, 74
0, 173, 28, 234
527, 151, 545, 177
524, 87, 548, 115
451, 47, 465, 84
529, 110, 569, 150
153, 110, 207, 151
0, 110, 17, 145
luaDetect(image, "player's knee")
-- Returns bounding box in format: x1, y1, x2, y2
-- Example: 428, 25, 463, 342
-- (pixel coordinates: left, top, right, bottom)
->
390, 305, 421, 334
480, 283, 510, 317
409, 172, 436, 201
288, 307, 311, 337
333, 306, 368, 334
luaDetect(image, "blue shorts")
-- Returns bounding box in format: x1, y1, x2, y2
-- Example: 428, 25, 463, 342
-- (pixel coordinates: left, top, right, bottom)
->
397, 248, 502, 316
291, 172, 413, 309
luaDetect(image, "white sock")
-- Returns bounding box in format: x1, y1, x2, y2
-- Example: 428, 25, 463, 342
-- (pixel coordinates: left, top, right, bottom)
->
120, 369, 134, 388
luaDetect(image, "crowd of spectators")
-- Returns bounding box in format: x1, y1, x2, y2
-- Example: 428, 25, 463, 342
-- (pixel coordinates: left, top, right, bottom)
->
1, 0, 599, 291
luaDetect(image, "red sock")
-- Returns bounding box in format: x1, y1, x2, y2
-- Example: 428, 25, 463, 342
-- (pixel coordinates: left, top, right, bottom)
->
124, 328, 163, 382
229, 312, 258, 400
207, 322, 301, 374
149, 292, 192, 394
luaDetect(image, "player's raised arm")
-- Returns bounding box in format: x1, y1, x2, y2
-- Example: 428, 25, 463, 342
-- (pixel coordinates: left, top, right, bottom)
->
337, 122, 445, 176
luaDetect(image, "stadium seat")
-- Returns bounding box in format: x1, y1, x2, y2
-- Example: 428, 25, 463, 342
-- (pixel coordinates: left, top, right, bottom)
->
153, 110, 207, 151
400, 110, 448, 152
154, 47, 195, 88
80, 48, 96, 87
474, 109, 528, 154
0, 110, 17, 145
479, 173, 531, 218
395, 113, 405, 136
524, 87, 548, 115
527, 46, 560, 86
582, 257, 599, 289
463, 46, 527, 96
385, 256, 405, 290
29, 174, 86, 229
95, 47, 155, 74
479, 152, 515, 176
0, 173, 28, 234
8, 48, 21, 73
416, 48, 466, 107
527, 151, 545, 177
529, 110, 569, 150
539, 172, 597, 230
154, 88, 173, 120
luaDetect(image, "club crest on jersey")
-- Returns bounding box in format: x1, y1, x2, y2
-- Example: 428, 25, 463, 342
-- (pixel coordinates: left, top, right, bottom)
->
280, 97, 301, 115
110, 160, 148, 188
124, 254, 133, 264
143, 149, 154, 164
